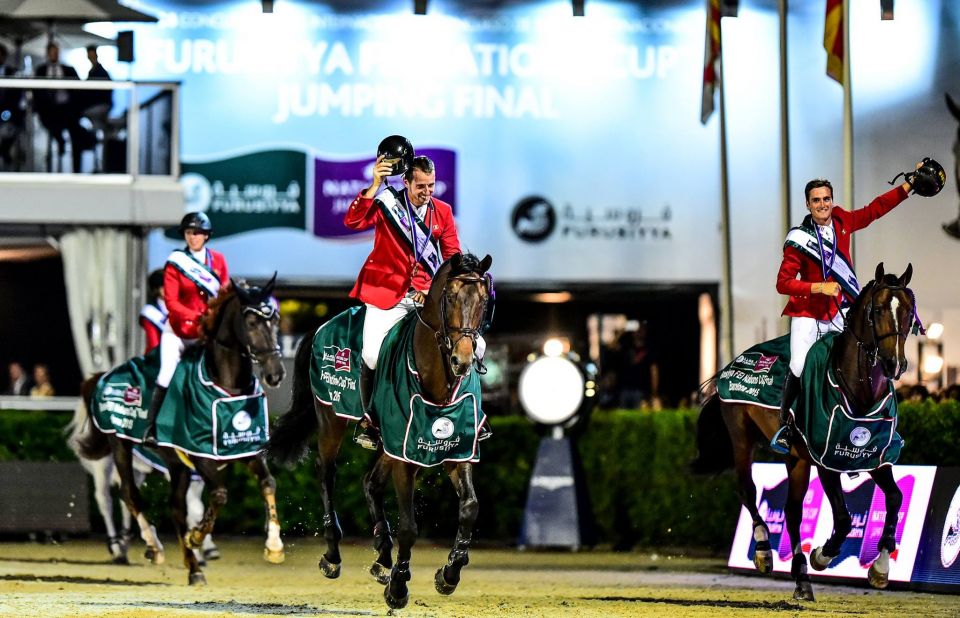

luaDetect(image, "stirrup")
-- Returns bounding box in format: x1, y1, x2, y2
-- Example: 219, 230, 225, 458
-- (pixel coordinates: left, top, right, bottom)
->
353, 423, 380, 451
478, 424, 493, 442
769, 426, 792, 455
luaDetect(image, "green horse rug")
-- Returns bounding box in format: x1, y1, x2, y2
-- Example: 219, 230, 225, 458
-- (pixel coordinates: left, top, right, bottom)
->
91, 346, 269, 461
310, 307, 485, 467
716, 333, 901, 472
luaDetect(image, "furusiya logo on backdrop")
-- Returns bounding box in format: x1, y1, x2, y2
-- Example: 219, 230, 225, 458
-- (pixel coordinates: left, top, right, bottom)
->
313, 148, 457, 238
174, 149, 307, 239
510, 195, 673, 243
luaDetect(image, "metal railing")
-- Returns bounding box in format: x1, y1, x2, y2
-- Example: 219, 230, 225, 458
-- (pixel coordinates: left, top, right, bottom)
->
0, 395, 80, 411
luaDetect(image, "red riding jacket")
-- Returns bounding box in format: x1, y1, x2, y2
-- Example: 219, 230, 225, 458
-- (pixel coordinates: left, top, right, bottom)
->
777, 186, 908, 320
344, 189, 461, 310
164, 248, 229, 339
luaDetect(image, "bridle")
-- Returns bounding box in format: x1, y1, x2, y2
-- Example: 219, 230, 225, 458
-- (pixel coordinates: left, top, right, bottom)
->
416, 273, 490, 375
213, 295, 282, 364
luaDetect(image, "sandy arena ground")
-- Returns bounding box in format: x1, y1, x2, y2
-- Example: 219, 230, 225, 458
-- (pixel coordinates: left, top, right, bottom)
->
0, 537, 956, 617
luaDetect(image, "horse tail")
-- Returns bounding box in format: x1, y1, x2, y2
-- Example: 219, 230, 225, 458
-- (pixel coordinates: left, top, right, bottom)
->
690, 382, 734, 475
265, 330, 318, 467
74, 373, 112, 460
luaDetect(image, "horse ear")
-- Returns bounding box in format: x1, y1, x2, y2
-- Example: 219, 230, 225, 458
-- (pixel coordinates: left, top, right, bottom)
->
875, 262, 885, 282
450, 253, 462, 271
899, 263, 913, 287
233, 279, 253, 305
479, 254, 493, 273
262, 271, 278, 297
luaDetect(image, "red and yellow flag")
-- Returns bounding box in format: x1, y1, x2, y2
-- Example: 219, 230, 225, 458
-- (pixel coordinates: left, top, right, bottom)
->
824, 0, 844, 83
700, 0, 722, 124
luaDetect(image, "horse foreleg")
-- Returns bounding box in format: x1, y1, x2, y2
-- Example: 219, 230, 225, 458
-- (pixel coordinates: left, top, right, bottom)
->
112, 439, 164, 564
184, 458, 226, 552
384, 463, 418, 610
168, 462, 205, 586
363, 451, 394, 584
186, 475, 219, 561
811, 468, 851, 573
247, 454, 284, 564
866, 466, 902, 589
785, 457, 814, 601
315, 408, 347, 579
434, 462, 478, 596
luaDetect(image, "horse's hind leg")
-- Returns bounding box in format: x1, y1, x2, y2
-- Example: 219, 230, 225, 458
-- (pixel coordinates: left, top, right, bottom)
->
785, 457, 814, 601
85, 457, 127, 564
866, 466, 902, 589
363, 450, 394, 584
722, 406, 772, 574
434, 462, 478, 596
810, 467, 852, 573
316, 406, 348, 579
168, 461, 205, 585
247, 453, 285, 564
112, 439, 164, 564
384, 462, 418, 610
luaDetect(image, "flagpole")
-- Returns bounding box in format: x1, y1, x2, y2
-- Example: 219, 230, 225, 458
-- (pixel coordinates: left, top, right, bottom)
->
718, 27, 734, 364
778, 0, 791, 334
842, 0, 854, 262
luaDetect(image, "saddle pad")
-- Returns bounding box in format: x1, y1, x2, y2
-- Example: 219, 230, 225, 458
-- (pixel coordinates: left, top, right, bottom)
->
90, 348, 161, 441
309, 305, 365, 421
717, 334, 791, 409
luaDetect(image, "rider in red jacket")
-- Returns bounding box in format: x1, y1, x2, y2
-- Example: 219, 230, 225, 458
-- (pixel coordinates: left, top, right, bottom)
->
139, 269, 167, 353
770, 172, 915, 454
142, 212, 229, 446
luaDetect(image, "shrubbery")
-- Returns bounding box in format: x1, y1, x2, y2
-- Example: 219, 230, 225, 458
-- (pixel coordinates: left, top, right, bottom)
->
3, 401, 957, 549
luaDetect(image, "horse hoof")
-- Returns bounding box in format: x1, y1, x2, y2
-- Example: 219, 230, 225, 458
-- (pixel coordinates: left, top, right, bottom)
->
318, 555, 340, 578
868, 561, 890, 589
369, 562, 391, 585
793, 581, 816, 602
810, 547, 834, 572
145, 548, 165, 565
434, 567, 458, 595
112, 555, 130, 566
384, 586, 409, 610
189, 572, 207, 586
753, 550, 773, 575
264, 548, 286, 564
203, 547, 221, 561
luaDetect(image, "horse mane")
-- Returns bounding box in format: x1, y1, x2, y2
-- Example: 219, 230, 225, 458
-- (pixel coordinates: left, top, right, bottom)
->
198, 287, 237, 344
447, 252, 483, 277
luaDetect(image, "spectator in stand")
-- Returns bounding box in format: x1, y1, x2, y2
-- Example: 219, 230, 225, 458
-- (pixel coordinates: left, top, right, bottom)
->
616, 321, 661, 410
33, 41, 94, 172
0, 43, 25, 170
29, 364, 55, 397
3, 361, 32, 395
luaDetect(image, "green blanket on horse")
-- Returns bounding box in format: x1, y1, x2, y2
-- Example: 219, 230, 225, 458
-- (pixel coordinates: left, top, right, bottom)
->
793, 333, 902, 473
91, 346, 270, 460
716, 332, 902, 472
309, 306, 485, 467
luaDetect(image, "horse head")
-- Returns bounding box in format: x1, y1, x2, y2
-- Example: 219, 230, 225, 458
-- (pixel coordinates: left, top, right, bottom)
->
212, 273, 285, 388
851, 263, 916, 380
428, 253, 493, 378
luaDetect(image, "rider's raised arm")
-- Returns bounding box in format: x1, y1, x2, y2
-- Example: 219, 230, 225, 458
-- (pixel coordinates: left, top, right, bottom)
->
847, 185, 909, 233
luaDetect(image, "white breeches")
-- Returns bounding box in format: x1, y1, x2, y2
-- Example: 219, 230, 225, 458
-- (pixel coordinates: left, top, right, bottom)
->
788, 309, 846, 377
156, 321, 196, 388
361, 298, 486, 370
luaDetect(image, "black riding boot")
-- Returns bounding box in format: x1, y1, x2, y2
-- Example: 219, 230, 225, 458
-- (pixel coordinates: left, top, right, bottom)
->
770, 373, 800, 455
354, 365, 380, 451
141, 385, 168, 448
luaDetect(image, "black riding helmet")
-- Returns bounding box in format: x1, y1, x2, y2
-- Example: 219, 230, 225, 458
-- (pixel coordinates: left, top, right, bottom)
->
377, 135, 414, 177
179, 211, 212, 234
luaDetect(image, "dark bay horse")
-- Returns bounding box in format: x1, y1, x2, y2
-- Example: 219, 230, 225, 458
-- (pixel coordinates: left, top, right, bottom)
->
694, 263, 917, 601
79, 278, 286, 585
267, 253, 492, 609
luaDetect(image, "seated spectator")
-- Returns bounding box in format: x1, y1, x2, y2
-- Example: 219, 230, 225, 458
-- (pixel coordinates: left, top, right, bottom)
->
30, 364, 55, 397
4, 361, 32, 395
33, 41, 94, 172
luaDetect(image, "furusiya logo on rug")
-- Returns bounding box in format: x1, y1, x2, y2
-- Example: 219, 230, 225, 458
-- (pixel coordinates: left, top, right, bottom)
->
322, 346, 351, 372
102, 384, 143, 407
733, 353, 779, 374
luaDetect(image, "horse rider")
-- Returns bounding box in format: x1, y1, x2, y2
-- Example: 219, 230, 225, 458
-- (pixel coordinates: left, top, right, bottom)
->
139, 269, 168, 354
770, 168, 920, 454
142, 212, 229, 447
344, 135, 489, 449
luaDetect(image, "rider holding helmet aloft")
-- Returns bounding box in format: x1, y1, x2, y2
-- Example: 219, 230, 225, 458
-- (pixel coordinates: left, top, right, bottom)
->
769, 161, 938, 454
142, 211, 229, 446
345, 135, 488, 449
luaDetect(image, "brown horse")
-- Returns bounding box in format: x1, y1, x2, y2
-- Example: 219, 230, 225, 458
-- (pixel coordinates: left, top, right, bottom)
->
266, 252, 492, 609
693, 263, 917, 601
79, 278, 286, 585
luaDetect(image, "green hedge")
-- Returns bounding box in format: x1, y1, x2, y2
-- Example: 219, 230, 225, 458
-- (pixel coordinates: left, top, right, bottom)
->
3, 402, 958, 549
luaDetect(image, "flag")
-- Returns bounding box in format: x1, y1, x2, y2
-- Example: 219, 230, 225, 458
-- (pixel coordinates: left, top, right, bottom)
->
824, 0, 844, 83
700, 0, 722, 124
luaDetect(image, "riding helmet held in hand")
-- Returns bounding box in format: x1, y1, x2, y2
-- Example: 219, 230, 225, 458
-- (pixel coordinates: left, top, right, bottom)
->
377, 135, 415, 177
907, 157, 947, 197
179, 211, 213, 234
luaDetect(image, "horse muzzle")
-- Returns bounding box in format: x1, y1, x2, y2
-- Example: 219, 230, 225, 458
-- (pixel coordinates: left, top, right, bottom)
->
448, 354, 472, 378
879, 356, 906, 380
